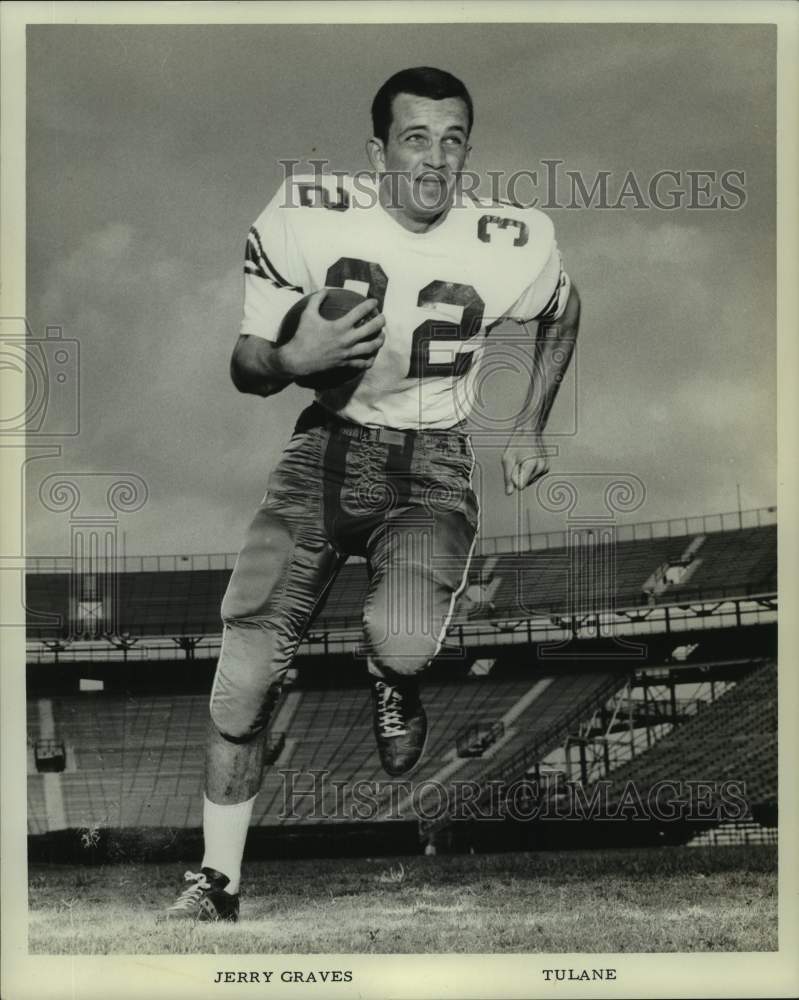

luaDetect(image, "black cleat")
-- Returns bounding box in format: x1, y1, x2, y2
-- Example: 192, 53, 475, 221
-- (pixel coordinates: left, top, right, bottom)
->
371, 678, 428, 777
166, 867, 240, 922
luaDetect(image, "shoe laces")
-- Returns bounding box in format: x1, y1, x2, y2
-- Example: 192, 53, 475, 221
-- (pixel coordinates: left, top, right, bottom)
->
376, 681, 408, 738
170, 870, 211, 910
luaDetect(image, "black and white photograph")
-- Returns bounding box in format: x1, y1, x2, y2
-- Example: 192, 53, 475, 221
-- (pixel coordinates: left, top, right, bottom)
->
1, 2, 797, 998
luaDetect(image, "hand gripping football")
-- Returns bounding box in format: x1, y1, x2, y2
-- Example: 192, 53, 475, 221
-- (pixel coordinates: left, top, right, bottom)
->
277, 287, 380, 390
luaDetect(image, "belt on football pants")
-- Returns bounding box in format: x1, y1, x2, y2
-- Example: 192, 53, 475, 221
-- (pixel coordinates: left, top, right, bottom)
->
295, 402, 472, 456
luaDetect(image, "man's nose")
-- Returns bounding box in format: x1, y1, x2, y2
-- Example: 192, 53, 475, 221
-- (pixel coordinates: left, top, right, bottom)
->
423, 142, 447, 170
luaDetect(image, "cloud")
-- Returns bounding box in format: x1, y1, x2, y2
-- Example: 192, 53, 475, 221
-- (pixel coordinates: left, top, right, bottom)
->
27, 221, 305, 554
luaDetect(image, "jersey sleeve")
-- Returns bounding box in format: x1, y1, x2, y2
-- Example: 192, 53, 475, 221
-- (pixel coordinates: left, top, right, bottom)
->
506, 240, 571, 325
240, 182, 308, 342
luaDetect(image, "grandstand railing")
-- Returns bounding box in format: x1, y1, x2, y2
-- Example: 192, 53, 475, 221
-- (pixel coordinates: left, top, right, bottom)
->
26, 505, 777, 572
566, 671, 744, 784
24, 592, 778, 664
687, 821, 777, 847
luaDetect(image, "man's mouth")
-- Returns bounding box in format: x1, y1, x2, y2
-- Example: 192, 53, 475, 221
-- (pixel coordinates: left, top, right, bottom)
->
409, 173, 452, 211
417, 174, 447, 187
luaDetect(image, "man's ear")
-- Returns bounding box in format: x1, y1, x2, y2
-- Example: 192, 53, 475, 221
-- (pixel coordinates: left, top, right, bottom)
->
366, 137, 385, 171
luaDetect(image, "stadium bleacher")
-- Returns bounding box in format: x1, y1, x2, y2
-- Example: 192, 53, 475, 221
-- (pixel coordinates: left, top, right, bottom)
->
666, 527, 777, 599
590, 660, 777, 811
27, 667, 631, 832
25, 521, 777, 641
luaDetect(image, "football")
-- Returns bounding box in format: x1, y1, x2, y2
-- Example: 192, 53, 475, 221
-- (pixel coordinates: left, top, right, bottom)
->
277, 287, 380, 390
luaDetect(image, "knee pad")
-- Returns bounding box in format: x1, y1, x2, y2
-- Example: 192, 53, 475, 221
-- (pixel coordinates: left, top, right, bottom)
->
368, 646, 432, 679
210, 672, 282, 743
363, 572, 443, 678
363, 617, 436, 678
209, 624, 285, 742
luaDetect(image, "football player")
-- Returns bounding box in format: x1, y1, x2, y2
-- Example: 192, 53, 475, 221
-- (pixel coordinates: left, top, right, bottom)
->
167, 66, 580, 921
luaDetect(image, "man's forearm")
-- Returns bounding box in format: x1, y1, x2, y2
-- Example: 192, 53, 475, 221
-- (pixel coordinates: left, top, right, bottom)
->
518, 282, 581, 434
230, 335, 294, 397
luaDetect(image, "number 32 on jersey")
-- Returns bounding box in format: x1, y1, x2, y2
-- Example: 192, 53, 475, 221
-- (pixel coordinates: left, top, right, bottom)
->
325, 256, 485, 380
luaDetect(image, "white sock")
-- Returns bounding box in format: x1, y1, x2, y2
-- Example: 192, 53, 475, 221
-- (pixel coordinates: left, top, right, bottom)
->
201, 792, 257, 894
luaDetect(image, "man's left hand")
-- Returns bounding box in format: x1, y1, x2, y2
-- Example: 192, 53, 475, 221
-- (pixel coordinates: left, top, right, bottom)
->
501, 434, 551, 495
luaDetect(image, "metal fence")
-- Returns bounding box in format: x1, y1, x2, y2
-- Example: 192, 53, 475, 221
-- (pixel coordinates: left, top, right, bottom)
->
25, 551, 241, 574
477, 505, 777, 557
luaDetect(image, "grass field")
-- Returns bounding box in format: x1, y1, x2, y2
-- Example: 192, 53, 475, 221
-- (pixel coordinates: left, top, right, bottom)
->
28, 845, 777, 954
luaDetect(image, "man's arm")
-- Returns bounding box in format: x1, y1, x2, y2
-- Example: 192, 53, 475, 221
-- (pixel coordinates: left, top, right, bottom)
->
230, 290, 386, 397
230, 334, 294, 398
501, 281, 581, 494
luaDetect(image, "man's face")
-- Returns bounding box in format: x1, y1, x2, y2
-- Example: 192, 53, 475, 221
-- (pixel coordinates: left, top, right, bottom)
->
369, 93, 471, 226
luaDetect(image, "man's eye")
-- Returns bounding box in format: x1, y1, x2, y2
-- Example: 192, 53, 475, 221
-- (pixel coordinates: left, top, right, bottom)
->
444, 136, 463, 146
405, 134, 425, 143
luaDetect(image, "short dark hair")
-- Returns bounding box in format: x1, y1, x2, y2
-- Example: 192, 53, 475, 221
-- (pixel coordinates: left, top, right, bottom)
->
371, 67, 474, 143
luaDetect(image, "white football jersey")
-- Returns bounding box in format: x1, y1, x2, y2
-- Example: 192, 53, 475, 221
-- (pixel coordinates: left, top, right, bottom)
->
241, 173, 570, 430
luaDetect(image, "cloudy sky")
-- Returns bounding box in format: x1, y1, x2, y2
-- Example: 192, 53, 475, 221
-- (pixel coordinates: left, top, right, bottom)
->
24, 21, 776, 557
